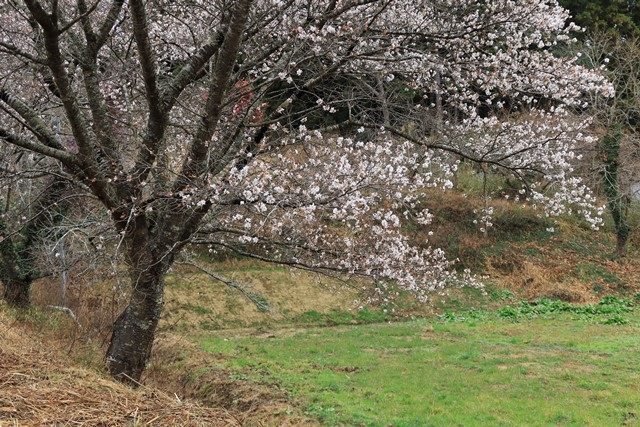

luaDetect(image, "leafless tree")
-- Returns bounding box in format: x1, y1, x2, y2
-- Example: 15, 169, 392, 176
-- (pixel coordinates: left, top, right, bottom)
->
580, 33, 640, 256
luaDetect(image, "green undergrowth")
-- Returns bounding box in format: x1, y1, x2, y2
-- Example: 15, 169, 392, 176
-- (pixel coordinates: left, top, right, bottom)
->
439, 295, 638, 325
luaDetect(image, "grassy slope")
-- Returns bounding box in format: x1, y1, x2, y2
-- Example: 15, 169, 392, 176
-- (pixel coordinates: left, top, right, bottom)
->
421, 191, 640, 304
159, 193, 640, 332
161, 260, 363, 332
153, 194, 640, 426
198, 308, 640, 426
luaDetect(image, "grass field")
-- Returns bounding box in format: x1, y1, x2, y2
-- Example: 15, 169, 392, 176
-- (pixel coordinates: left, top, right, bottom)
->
197, 299, 640, 426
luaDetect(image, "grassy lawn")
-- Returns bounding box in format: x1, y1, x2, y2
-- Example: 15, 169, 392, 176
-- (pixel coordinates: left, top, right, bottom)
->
199, 304, 640, 426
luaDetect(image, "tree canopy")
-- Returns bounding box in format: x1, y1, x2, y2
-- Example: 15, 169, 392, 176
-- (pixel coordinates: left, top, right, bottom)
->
560, 0, 640, 36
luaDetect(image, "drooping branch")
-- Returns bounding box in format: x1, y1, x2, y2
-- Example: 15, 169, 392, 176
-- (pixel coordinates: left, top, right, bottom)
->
180, 260, 270, 312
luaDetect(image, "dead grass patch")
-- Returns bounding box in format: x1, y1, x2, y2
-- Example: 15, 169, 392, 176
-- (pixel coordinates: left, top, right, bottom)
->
0, 310, 238, 426
162, 263, 359, 330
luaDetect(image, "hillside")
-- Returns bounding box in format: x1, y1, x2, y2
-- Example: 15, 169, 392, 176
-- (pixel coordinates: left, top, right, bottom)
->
152, 193, 640, 333
18, 193, 640, 335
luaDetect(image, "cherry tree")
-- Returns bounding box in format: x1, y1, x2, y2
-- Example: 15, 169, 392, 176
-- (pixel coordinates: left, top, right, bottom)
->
0, 0, 611, 383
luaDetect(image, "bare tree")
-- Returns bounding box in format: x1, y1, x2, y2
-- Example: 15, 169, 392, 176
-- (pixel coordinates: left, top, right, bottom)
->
580, 33, 640, 257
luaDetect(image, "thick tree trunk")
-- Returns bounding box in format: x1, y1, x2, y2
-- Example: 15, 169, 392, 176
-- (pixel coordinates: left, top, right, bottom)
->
105, 269, 164, 385
2, 276, 31, 308
105, 213, 170, 385
616, 230, 629, 258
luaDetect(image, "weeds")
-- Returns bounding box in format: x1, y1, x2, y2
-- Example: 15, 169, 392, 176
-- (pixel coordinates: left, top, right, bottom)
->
489, 289, 515, 301
440, 296, 635, 324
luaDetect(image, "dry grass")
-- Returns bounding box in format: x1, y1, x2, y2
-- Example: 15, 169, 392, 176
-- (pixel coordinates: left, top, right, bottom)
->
484, 218, 640, 304
162, 260, 360, 330
420, 190, 640, 304
0, 309, 239, 427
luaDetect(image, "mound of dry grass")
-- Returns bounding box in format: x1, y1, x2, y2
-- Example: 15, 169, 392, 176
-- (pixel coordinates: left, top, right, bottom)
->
0, 309, 239, 426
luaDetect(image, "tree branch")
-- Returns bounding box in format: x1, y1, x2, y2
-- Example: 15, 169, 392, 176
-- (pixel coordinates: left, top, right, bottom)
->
0, 128, 77, 165
128, 0, 166, 186
0, 89, 65, 151
160, 34, 224, 112
175, 0, 254, 189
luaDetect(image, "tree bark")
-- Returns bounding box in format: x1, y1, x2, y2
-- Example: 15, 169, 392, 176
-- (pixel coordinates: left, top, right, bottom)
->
600, 129, 631, 259
1, 276, 31, 308
105, 271, 164, 385
0, 222, 31, 308
105, 214, 168, 385
0, 176, 70, 308
616, 229, 630, 258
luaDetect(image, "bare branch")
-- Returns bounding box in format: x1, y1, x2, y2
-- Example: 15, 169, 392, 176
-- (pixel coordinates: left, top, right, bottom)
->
0, 128, 77, 164
176, 0, 254, 188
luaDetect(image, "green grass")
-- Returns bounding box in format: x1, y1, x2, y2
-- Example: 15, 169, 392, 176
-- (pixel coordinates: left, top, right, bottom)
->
294, 309, 389, 326
199, 303, 640, 426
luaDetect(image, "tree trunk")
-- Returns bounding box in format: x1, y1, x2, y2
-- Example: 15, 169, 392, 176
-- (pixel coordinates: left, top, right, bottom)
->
616, 227, 630, 258
0, 222, 31, 308
0, 244, 31, 308
2, 276, 31, 308
600, 129, 631, 259
104, 211, 171, 385
0, 176, 70, 308
105, 269, 164, 385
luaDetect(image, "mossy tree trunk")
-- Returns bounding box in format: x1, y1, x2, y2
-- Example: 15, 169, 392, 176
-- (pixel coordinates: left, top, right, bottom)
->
0, 177, 70, 307
600, 128, 631, 258
0, 221, 31, 308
